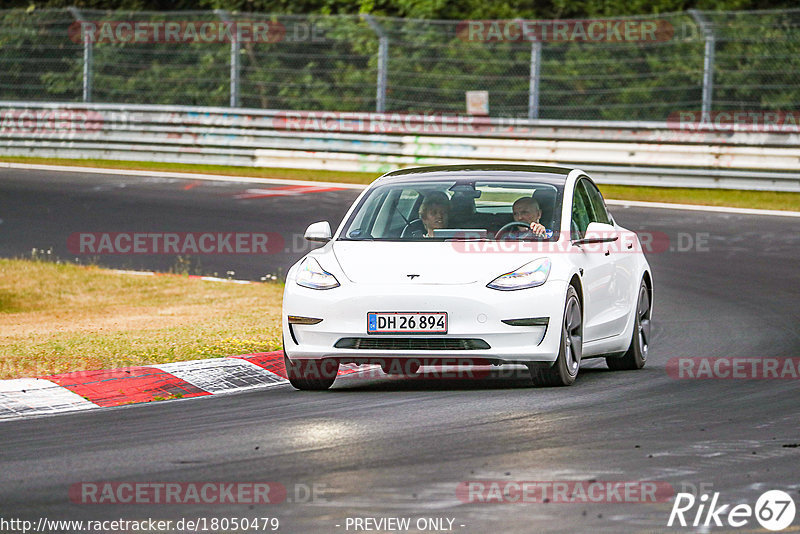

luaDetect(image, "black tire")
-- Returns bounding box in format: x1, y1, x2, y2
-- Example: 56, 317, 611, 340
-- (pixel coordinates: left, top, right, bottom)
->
381, 359, 421, 375
607, 280, 650, 371
529, 285, 582, 387
283, 354, 338, 390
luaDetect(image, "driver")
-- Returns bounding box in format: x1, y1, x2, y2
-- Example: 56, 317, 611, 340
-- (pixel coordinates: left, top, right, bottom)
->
419, 191, 450, 237
507, 197, 549, 238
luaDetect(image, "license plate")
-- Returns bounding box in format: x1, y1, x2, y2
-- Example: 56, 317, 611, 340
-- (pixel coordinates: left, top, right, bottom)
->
367, 312, 447, 334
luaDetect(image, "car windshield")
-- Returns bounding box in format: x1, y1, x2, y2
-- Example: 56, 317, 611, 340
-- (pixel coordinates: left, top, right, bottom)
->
340, 179, 563, 241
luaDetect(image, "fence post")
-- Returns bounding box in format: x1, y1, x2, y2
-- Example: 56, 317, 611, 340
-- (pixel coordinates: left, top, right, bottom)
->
516, 19, 542, 120
689, 10, 715, 120
216, 10, 240, 108
68, 7, 92, 103
363, 15, 388, 113
528, 41, 542, 120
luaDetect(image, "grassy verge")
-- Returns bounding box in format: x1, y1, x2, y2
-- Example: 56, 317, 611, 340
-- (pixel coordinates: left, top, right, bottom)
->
0, 156, 378, 185
3, 156, 799, 212
0, 258, 283, 380
597, 184, 800, 212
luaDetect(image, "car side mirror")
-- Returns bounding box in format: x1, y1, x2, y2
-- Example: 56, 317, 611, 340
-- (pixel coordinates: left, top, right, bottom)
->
304, 221, 332, 243
572, 222, 618, 246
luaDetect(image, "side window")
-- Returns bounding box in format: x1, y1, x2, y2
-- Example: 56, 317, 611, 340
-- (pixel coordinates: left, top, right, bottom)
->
371, 189, 401, 237
397, 189, 421, 220
571, 181, 592, 239
381, 188, 421, 237
580, 179, 612, 225
346, 189, 386, 238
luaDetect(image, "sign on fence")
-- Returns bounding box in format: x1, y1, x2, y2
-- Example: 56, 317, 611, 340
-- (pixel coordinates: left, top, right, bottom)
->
466, 91, 489, 116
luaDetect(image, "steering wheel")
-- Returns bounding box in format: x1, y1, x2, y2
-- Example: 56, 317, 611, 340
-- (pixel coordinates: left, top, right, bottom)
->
401, 218, 425, 238
494, 221, 534, 240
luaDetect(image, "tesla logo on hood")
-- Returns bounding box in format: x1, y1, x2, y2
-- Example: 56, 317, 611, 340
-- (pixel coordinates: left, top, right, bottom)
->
407, 274, 420, 279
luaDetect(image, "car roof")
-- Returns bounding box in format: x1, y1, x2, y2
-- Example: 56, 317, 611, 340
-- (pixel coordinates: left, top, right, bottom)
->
375, 164, 572, 186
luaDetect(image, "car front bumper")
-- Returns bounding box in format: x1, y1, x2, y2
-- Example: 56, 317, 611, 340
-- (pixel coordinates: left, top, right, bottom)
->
282, 279, 569, 364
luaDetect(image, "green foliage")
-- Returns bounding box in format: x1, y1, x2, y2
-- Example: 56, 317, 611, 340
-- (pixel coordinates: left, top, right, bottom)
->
4, 0, 799, 17
0, 7, 798, 119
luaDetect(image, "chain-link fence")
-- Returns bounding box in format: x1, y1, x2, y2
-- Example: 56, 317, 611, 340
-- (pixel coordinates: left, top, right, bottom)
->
0, 8, 798, 121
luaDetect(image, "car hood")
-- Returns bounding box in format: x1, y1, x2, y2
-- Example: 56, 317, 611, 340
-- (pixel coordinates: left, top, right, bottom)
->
332, 241, 543, 285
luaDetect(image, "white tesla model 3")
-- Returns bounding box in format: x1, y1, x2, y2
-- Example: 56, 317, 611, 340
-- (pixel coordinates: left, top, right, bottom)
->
282, 165, 653, 390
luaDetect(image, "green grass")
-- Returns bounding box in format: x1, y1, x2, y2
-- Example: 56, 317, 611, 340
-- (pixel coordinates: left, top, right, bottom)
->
0, 258, 284, 379
0, 156, 378, 185
3, 156, 799, 212
596, 184, 800, 212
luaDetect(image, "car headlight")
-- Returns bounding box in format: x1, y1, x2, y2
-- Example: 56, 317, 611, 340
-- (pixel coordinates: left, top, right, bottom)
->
296, 257, 340, 290
487, 258, 551, 291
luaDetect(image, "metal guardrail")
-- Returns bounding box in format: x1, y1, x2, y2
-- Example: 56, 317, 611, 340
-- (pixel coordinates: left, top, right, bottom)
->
1, 102, 798, 192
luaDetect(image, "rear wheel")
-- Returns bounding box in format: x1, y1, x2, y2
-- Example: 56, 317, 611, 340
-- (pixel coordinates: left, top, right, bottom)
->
529, 285, 582, 387
607, 280, 650, 371
283, 354, 338, 390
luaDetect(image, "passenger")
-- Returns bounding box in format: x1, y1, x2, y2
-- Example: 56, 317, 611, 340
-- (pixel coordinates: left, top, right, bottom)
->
419, 191, 450, 237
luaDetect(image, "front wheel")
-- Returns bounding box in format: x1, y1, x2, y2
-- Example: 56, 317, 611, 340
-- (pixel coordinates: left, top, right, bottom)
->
607, 280, 650, 371
529, 285, 582, 387
284, 354, 338, 390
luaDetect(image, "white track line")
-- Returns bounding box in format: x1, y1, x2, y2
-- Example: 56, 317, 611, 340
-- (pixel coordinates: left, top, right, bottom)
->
2, 162, 798, 217
110, 269, 256, 284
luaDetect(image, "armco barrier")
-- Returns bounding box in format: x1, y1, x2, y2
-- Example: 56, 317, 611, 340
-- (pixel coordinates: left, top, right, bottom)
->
1, 102, 798, 192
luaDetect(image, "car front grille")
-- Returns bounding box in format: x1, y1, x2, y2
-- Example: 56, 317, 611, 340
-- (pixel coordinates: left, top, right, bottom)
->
334, 337, 491, 350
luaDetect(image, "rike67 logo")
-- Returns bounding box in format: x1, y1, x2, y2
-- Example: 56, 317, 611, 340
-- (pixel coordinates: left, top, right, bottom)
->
668, 490, 796, 531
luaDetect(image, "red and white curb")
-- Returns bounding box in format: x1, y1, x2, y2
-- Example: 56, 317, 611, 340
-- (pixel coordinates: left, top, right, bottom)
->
0, 352, 371, 421
0, 352, 288, 421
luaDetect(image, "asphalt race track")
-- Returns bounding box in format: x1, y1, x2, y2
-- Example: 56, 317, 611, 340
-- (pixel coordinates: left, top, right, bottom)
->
0, 169, 362, 280
1, 168, 799, 533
